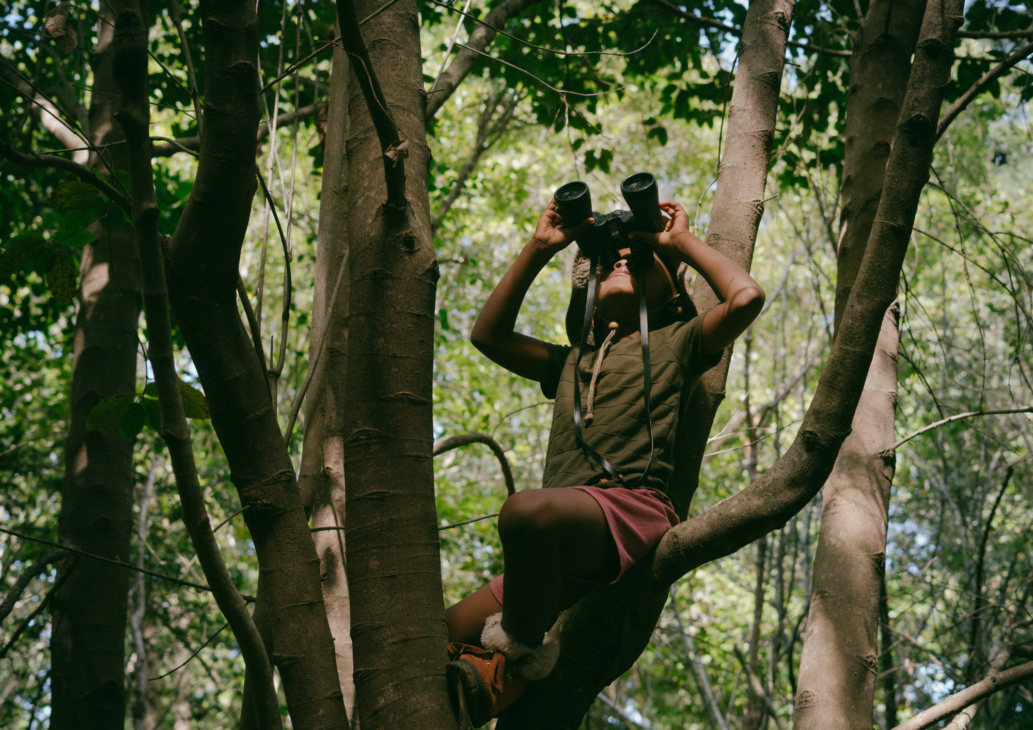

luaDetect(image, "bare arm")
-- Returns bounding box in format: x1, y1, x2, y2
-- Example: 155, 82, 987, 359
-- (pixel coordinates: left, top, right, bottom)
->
471, 201, 593, 381
631, 200, 765, 354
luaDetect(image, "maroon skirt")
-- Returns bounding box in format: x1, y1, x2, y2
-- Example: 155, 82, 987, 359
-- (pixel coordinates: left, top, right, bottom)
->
489, 485, 679, 606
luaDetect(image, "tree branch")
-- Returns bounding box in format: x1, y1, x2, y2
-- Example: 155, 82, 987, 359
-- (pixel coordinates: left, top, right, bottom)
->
433, 431, 516, 496
0, 560, 74, 662
891, 660, 1033, 730
0, 549, 67, 624
649, 0, 853, 58
109, 2, 281, 727
0, 141, 133, 214
335, 0, 406, 207
956, 27, 1033, 40
936, 39, 1033, 139
150, 102, 325, 158
425, 0, 541, 120
892, 408, 1033, 450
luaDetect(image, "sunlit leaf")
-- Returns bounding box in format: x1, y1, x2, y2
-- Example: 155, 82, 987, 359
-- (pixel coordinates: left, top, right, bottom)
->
179, 379, 210, 419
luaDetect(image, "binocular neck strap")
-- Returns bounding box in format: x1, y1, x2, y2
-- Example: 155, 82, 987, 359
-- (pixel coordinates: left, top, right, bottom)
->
572, 253, 656, 487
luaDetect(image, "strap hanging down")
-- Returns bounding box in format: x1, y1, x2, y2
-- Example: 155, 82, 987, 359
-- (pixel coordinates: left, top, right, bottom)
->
572, 251, 655, 487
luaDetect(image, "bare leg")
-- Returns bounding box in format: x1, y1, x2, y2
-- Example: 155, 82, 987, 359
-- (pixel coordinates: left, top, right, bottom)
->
497, 488, 618, 646
445, 583, 502, 645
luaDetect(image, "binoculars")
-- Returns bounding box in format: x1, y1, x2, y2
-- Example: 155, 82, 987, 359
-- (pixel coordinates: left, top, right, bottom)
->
553, 172, 666, 270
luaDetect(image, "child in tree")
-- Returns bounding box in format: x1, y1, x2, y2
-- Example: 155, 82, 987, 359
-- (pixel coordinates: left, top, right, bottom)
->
445, 197, 765, 726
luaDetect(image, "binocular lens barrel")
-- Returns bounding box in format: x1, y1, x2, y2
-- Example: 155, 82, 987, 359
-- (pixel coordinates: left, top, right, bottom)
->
554, 181, 593, 225
620, 172, 663, 231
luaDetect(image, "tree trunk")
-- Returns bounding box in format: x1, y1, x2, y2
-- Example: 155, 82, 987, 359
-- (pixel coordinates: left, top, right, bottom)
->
498, 0, 797, 724
298, 37, 357, 724
336, 1, 449, 727
161, 0, 348, 726
793, 1, 925, 727
50, 6, 142, 727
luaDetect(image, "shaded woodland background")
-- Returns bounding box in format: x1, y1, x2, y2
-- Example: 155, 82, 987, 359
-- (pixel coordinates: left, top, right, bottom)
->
0, 0, 1032, 728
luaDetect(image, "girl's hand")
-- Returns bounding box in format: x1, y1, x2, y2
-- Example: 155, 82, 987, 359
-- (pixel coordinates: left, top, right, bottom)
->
628, 200, 702, 261
530, 200, 594, 255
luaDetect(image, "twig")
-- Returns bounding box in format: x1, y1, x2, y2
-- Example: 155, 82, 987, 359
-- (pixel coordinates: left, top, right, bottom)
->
149, 621, 230, 681
237, 277, 269, 381
891, 660, 1033, 730
0, 526, 249, 600
212, 506, 247, 535
170, 0, 203, 140
284, 250, 350, 442
259, 41, 334, 95
431, 0, 474, 98
438, 513, 501, 531
0, 141, 132, 213
0, 549, 67, 623
455, 43, 622, 98
957, 27, 1033, 40
649, 0, 852, 57
892, 408, 1033, 450
429, 0, 658, 58
0, 561, 73, 662
433, 432, 516, 496
937, 39, 1033, 140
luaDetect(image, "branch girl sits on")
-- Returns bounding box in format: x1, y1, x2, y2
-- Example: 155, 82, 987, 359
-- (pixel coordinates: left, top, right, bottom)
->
445, 193, 765, 727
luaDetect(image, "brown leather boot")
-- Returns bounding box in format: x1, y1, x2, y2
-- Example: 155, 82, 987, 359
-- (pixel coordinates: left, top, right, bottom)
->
447, 643, 529, 729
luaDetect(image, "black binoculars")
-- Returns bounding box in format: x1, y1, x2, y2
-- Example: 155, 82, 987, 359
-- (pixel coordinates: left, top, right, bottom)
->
553, 172, 666, 270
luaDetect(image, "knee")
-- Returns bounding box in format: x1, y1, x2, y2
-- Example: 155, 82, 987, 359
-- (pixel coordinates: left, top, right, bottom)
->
498, 491, 561, 544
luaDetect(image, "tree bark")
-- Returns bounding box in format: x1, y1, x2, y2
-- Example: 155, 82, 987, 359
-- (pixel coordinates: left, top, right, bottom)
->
498, 0, 797, 723
793, 1, 925, 728
161, 0, 348, 726
334, 1, 450, 727
297, 37, 357, 724
49, 5, 143, 727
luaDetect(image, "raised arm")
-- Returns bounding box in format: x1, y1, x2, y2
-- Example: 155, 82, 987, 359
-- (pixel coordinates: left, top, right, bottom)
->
631, 200, 765, 354
471, 201, 593, 381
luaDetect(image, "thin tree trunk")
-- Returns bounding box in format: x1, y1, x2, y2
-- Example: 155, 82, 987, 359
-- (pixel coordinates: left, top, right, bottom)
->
498, 0, 797, 724
161, 0, 349, 725
297, 37, 356, 724
50, 5, 142, 726
793, 1, 925, 727
334, 1, 450, 727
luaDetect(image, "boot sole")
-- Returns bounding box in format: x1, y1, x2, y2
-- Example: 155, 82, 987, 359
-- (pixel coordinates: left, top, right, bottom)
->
447, 659, 491, 728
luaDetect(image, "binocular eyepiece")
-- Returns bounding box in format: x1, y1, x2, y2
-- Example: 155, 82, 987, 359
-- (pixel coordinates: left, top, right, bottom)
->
554, 172, 665, 269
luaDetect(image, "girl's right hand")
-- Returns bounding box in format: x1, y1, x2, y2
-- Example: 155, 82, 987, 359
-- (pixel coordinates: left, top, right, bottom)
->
530, 200, 594, 254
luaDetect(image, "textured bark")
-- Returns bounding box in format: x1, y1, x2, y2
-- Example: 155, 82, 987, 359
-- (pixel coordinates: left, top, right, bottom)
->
498, 0, 797, 724
161, 0, 348, 726
49, 5, 142, 727
793, 2, 925, 728
110, 2, 280, 727
424, 0, 541, 121
335, 1, 450, 727
297, 38, 357, 723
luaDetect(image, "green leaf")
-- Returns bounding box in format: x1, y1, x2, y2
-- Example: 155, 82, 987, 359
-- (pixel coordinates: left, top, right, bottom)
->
141, 396, 162, 431
439, 308, 450, 331
51, 181, 100, 210
179, 380, 210, 419
99, 204, 125, 232
46, 249, 78, 304
54, 229, 96, 248
86, 393, 133, 431
119, 402, 146, 440
0, 235, 48, 278
647, 126, 669, 146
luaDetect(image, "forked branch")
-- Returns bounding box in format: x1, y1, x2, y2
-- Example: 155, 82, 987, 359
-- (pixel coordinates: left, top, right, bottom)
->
937, 39, 1033, 140
335, 0, 406, 206
433, 432, 516, 496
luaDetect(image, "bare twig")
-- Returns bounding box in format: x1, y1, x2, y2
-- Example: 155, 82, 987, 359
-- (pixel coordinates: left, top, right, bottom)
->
433, 432, 516, 496
732, 645, 788, 730
237, 277, 269, 381
957, 27, 1033, 40
169, 0, 203, 140
150, 102, 325, 157
891, 660, 1033, 730
0, 141, 132, 213
259, 42, 334, 95
0, 561, 74, 662
937, 39, 1033, 139
437, 513, 501, 531
0, 549, 67, 624
893, 408, 1033, 450
455, 43, 622, 98
284, 250, 350, 442
149, 622, 230, 681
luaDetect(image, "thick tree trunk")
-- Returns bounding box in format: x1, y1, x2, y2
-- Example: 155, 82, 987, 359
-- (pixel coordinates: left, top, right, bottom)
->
335, 1, 449, 728
162, 0, 348, 726
498, 0, 797, 725
793, 2, 925, 727
50, 7, 142, 727
298, 39, 357, 723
